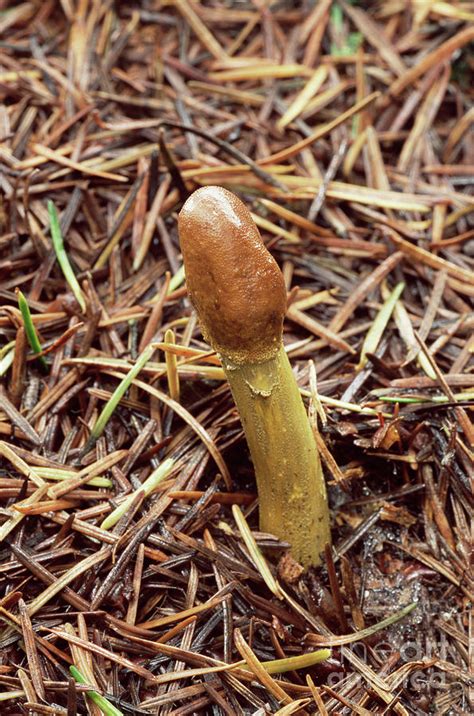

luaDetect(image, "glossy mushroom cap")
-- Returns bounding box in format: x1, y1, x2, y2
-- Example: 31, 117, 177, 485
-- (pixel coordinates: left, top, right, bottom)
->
178, 186, 287, 364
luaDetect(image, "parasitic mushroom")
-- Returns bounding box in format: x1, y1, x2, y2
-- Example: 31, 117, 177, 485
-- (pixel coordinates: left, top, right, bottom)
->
178, 186, 330, 567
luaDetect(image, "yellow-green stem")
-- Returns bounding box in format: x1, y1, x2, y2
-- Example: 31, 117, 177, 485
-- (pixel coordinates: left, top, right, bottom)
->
222, 346, 330, 567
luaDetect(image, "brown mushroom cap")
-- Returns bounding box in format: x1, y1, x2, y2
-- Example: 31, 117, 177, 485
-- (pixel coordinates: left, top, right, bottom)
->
178, 186, 287, 364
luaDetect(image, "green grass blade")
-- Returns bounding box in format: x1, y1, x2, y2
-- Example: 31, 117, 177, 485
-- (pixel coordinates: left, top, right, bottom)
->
35, 467, 112, 487
88, 343, 156, 446
168, 264, 185, 293
358, 281, 405, 370
260, 649, 331, 674
232, 504, 284, 600
378, 391, 474, 405
100, 457, 175, 529
0, 340, 15, 360
0, 341, 15, 377
304, 602, 418, 647
0, 690, 25, 702
17, 290, 48, 372
69, 666, 123, 716
48, 200, 86, 313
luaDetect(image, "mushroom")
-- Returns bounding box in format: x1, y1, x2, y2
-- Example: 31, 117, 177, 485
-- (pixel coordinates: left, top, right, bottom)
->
178, 186, 330, 566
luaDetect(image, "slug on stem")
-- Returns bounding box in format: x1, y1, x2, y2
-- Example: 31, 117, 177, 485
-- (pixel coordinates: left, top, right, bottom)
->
178, 186, 330, 567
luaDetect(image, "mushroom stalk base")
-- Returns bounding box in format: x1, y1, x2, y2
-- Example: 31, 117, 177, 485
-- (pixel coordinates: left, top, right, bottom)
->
222, 346, 330, 567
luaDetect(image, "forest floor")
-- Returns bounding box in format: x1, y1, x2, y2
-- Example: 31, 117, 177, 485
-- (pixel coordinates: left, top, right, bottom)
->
0, 2, 473, 714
